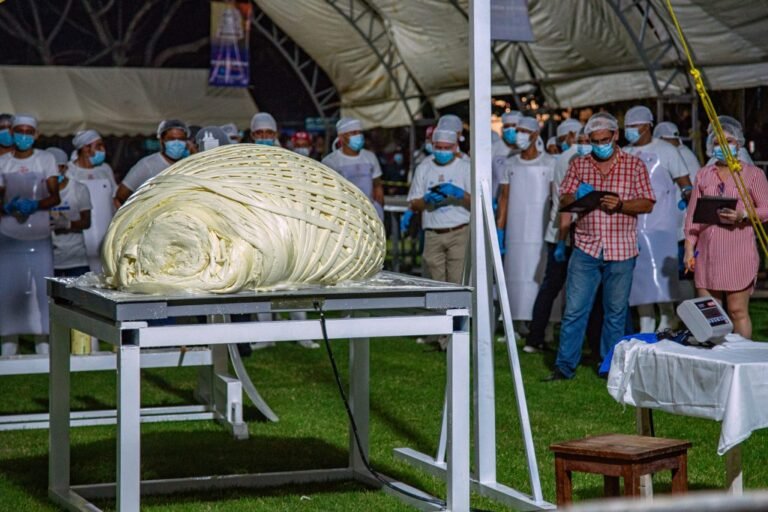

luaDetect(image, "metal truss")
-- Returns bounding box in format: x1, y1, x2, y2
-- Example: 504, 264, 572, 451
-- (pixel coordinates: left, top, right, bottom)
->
324, 0, 431, 123
250, 9, 340, 123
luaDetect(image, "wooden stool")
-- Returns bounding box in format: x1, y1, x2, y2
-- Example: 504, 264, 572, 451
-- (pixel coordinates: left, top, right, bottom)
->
549, 433, 690, 505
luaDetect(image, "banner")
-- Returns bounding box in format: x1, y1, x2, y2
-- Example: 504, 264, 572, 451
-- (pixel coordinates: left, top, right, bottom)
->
209, 0, 252, 87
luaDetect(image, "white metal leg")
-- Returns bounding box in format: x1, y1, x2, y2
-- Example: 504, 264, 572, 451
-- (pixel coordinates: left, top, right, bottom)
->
726, 445, 743, 495
48, 318, 71, 496
349, 335, 370, 474
447, 316, 470, 511
117, 343, 141, 512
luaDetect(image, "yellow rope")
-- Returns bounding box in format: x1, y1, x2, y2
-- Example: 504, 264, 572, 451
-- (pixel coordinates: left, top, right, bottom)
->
664, 0, 768, 259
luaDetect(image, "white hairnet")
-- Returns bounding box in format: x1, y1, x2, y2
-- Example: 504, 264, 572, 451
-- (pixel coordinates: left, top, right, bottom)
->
437, 114, 463, 134
556, 119, 583, 138
73, 129, 101, 149
707, 116, 745, 145
12, 114, 37, 129
624, 106, 653, 127
220, 123, 238, 137
546, 136, 557, 147
653, 121, 680, 140
585, 112, 619, 135
45, 147, 68, 166
516, 116, 540, 133
250, 112, 277, 132
336, 117, 363, 134
157, 119, 189, 139
432, 129, 457, 144
196, 126, 231, 152
501, 111, 521, 125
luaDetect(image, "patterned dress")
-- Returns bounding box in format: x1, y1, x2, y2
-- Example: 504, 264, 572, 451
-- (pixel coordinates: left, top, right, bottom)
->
684, 163, 768, 292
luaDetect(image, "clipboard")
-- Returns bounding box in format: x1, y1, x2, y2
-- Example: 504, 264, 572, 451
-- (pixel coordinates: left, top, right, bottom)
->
559, 190, 618, 213
692, 196, 738, 225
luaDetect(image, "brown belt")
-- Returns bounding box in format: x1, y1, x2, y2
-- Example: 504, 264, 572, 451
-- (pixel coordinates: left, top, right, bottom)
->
425, 223, 468, 234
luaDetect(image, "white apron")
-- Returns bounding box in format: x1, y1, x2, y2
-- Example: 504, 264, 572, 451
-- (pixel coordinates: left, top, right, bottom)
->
628, 150, 689, 306
0, 168, 53, 335
503, 156, 553, 320
80, 179, 114, 273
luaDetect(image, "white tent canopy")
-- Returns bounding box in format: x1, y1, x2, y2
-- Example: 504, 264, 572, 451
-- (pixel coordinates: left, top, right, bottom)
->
255, 0, 768, 127
0, 66, 258, 136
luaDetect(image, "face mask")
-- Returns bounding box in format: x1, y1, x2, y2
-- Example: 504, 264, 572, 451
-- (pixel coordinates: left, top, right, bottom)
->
13, 133, 34, 151
347, 134, 364, 152
424, 142, 433, 154
294, 147, 311, 157
254, 138, 274, 146
182, 146, 191, 158
625, 127, 641, 144
575, 144, 592, 156
502, 127, 517, 145
393, 153, 404, 165
163, 140, 187, 160
89, 150, 106, 166
433, 149, 455, 165
713, 144, 737, 162
0, 129, 12, 147
560, 142, 570, 152
516, 132, 532, 150
592, 142, 614, 160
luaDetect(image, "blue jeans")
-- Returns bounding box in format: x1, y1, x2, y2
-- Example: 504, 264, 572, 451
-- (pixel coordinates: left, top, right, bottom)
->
555, 248, 636, 378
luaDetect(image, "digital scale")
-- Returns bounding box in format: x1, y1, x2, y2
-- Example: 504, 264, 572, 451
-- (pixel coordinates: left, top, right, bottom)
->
676, 297, 734, 344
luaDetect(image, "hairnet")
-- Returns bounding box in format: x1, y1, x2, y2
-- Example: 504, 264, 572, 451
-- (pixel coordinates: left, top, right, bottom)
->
501, 111, 522, 125
546, 136, 557, 147
584, 112, 619, 135
624, 106, 653, 127
436, 114, 463, 134
73, 129, 102, 149
0, 113, 12, 126
516, 116, 540, 133
432, 129, 457, 144
157, 119, 189, 139
336, 117, 362, 134
707, 116, 745, 145
220, 123, 239, 138
195, 126, 231, 152
653, 121, 680, 140
12, 114, 37, 129
45, 147, 69, 166
556, 119, 583, 138
250, 112, 277, 132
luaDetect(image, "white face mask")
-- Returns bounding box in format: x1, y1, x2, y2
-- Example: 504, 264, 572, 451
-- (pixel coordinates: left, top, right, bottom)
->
294, 147, 311, 157
516, 132, 532, 150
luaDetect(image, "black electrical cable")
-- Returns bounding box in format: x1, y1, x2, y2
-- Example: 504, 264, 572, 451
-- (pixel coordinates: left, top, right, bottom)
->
313, 302, 494, 512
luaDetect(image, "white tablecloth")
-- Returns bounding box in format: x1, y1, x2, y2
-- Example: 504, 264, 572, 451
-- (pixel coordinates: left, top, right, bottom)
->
607, 334, 768, 455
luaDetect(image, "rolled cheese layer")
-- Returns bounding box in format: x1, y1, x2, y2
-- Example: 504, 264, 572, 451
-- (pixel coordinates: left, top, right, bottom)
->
102, 144, 385, 294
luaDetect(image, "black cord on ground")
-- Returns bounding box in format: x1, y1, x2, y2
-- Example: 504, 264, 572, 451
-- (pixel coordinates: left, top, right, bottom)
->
313, 302, 494, 512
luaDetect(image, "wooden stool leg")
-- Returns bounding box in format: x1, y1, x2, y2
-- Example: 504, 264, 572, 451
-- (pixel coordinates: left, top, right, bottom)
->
555, 457, 573, 505
623, 466, 641, 497
604, 475, 620, 497
671, 453, 688, 493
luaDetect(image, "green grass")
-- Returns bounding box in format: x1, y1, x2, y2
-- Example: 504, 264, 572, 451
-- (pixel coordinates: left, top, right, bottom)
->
2, 302, 768, 510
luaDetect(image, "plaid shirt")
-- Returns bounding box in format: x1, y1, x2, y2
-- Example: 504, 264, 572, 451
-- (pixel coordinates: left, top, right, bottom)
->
561, 149, 655, 261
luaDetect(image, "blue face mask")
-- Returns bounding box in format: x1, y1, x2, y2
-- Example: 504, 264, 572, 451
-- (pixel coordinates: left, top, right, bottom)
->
575, 144, 592, 156
625, 127, 641, 144
592, 142, 614, 160
90, 150, 106, 166
503, 127, 517, 145
560, 142, 570, 152
13, 133, 34, 151
393, 152, 404, 165
254, 138, 274, 146
433, 149, 455, 165
424, 142, 433, 154
163, 140, 187, 160
0, 129, 12, 147
347, 134, 364, 152
713, 144, 737, 162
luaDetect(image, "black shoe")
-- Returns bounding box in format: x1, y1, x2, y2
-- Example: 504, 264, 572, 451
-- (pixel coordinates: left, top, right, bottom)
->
542, 369, 570, 382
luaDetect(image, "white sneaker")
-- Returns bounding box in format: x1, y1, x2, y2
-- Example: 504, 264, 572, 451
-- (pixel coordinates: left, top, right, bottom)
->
250, 342, 276, 350
522, 344, 543, 354
297, 339, 320, 349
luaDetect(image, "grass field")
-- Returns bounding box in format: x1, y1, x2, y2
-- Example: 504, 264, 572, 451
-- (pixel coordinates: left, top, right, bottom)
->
1, 301, 768, 511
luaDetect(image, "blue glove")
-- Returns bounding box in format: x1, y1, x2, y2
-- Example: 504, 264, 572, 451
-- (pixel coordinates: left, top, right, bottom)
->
17, 199, 39, 216
436, 182, 465, 200
400, 210, 414, 232
492, 198, 498, 214
575, 183, 594, 200
424, 191, 446, 205
677, 199, 688, 210
497, 227, 505, 255
3, 196, 19, 215
554, 240, 567, 263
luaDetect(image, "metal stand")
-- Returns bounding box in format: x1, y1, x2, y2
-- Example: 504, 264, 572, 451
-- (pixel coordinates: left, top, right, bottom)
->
46, 273, 471, 512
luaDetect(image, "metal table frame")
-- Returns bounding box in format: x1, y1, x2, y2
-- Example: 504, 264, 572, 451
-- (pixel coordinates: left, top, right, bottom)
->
47, 273, 472, 511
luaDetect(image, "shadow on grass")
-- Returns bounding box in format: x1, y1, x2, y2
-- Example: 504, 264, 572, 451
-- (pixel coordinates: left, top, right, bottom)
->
140, 369, 197, 404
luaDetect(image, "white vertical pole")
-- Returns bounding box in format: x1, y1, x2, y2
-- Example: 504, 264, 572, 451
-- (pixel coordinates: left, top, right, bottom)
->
446, 315, 471, 511
469, 0, 497, 484
117, 343, 141, 512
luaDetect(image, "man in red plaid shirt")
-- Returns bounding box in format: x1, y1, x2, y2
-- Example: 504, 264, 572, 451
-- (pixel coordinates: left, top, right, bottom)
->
545, 113, 655, 381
